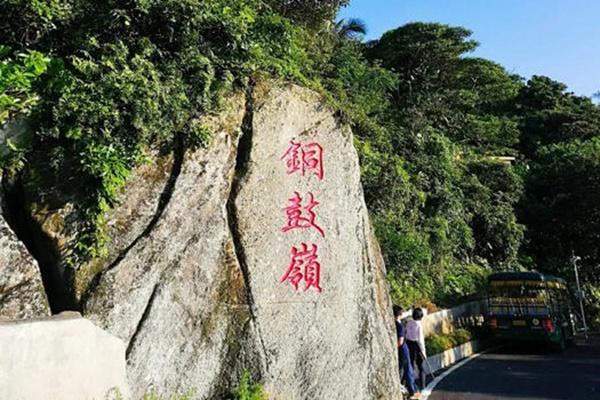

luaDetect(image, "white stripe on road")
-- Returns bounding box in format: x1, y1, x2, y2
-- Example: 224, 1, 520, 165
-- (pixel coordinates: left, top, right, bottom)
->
420, 346, 502, 400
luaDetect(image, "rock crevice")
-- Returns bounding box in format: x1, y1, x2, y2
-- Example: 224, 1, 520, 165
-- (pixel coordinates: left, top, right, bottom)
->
125, 281, 160, 358
225, 88, 271, 380
81, 135, 185, 307
1, 175, 73, 313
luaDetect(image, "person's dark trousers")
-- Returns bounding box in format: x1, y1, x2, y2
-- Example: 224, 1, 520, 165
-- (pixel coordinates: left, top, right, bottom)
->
399, 349, 417, 394
407, 340, 427, 390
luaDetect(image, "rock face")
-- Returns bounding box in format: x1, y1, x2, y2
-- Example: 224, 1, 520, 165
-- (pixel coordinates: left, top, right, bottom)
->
0, 119, 50, 320
230, 83, 400, 399
0, 200, 50, 320
83, 92, 260, 398
1, 81, 401, 399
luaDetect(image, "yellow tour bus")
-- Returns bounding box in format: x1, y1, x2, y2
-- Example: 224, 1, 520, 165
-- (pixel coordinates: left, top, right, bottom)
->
486, 271, 575, 350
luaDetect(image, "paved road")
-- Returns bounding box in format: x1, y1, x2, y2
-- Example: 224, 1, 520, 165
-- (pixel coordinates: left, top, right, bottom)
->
428, 339, 600, 400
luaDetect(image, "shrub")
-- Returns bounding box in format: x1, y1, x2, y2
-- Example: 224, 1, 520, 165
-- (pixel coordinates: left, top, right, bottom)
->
451, 328, 473, 345
0, 47, 50, 126
425, 328, 473, 356
585, 284, 600, 331
425, 334, 454, 355
235, 371, 267, 400
2, 0, 325, 263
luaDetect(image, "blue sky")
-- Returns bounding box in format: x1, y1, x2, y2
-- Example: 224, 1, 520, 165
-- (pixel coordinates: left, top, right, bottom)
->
339, 0, 600, 100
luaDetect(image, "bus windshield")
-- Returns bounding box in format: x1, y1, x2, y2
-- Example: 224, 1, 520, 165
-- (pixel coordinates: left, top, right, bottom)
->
490, 286, 547, 302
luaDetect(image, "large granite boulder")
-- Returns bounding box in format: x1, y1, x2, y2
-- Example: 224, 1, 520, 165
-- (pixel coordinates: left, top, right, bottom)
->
2, 82, 401, 399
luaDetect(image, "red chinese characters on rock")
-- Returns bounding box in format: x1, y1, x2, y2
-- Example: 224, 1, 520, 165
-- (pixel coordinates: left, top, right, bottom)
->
280, 243, 322, 293
281, 191, 324, 237
279, 139, 325, 293
280, 140, 324, 181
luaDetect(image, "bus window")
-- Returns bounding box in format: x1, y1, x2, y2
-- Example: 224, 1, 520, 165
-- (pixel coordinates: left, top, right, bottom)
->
488, 284, 549, 315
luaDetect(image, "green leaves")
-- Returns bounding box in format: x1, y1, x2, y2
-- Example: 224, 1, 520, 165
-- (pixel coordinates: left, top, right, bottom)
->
515, 75, 600, 307
32, 39, 191, 260
355, 22, 531, 308
0, 48, 52, 176
235, 371, 266, 400
522, 137, 600, 281
1, 0, 330, 262
426, 328, 474, 355
0, 48, 50, 125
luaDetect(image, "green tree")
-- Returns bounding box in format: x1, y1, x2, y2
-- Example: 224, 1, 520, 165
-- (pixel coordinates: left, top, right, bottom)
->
360, 22, 526, 306
521, 137, 600, 283
515, 77, 600, 325
265, 0, 349, 26
517, 76, 600, 158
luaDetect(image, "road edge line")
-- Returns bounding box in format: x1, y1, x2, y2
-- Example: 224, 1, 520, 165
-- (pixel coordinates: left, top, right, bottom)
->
419, 345, 502, 400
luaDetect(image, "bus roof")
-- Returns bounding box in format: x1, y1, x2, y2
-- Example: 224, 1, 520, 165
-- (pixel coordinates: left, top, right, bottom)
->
488, 271, 567, 286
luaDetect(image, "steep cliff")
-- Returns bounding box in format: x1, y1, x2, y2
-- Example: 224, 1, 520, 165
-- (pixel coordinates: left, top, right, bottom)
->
0, 81, 401, 399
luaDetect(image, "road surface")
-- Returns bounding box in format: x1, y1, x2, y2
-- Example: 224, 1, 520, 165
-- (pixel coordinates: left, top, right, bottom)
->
428, 338, 600, 400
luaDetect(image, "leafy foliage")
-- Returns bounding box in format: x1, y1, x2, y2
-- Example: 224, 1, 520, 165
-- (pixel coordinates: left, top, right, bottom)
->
0, 47, 49, 125
355, 23, 526, 307
335, 18, 367, 39
0, 0, 324, 262
235, 371, 267, 400
265, 0, 349, 26
515, 76, 600, 323
585, 284, 600, 330
425, 328, 473, 355
362, 24, 599, 311
521, 137, 600, 281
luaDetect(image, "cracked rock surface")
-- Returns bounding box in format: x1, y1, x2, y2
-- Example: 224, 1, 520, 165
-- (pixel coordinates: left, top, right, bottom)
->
83, 92, 257, 398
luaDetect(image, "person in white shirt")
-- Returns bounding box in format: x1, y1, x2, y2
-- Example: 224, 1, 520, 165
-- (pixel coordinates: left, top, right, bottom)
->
406, 307, 427, 391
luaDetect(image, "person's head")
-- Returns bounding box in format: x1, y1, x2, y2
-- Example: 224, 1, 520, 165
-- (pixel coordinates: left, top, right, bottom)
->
393, 305, 403, 319
412, 307, 424, 321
